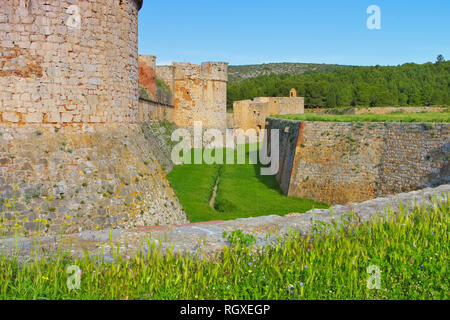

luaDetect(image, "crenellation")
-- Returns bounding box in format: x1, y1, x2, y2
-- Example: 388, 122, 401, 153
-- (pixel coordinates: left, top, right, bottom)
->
139, 57, 229, 129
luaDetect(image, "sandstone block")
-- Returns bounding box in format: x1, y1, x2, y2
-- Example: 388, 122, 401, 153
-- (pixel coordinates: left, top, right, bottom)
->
61, 112, 74, 123
24, 112, 44, 123
2, 111, 19, 122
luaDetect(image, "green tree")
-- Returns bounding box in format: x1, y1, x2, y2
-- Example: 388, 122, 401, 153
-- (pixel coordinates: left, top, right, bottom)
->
436, 54, 445, 64
326, 87, 337, 108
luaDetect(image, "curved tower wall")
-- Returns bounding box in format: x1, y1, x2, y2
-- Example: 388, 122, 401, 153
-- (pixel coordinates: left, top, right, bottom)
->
0, 0, 141, 124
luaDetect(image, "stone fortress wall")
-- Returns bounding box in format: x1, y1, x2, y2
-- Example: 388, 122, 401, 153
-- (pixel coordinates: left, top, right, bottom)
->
233, 89, 304, 133
0, 0, 143, 125
0, 0, 188, 236
266, 118, 449, 205
138, 55, 229, 129
138, 54, 157, 101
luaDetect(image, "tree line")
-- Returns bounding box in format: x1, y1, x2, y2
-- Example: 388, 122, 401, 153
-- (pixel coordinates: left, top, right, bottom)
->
227, 59, 450, 109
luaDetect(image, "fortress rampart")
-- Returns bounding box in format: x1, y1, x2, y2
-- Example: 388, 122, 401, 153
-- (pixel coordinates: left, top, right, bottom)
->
0, 0, 142, 125
233, 96, 305, 132
267, 118, 449, 204
139, 56, 228, 129
157, 61, 229, 129
0, 1, 188, 236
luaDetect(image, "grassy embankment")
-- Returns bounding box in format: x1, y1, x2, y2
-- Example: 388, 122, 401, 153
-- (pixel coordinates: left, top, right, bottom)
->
0, 198, 447, 299
273, 111, 450, 123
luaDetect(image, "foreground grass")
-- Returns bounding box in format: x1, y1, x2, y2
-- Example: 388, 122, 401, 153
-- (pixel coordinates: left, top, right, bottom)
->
167, 145, 327, 222
273, 112, 449, 123
0, 199, 448, 300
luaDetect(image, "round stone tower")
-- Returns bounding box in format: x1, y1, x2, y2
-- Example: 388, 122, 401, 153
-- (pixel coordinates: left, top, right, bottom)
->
0, 1, 189, 236
0, 0, 143, 124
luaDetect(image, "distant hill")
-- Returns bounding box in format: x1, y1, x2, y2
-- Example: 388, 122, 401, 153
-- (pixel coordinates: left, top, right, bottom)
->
227, 61, 450, 109
228, 62, 352, 83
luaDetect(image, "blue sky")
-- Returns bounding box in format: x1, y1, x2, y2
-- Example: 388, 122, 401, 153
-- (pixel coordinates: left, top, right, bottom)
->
138, 0, 450, 66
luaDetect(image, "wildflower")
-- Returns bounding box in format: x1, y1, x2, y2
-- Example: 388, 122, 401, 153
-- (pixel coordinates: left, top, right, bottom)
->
144, 294, 151, 297
300, 282, 305, 287
290, 290, 294, 294
248, 262, 252, 266
42, 276, 49, 281
304, 265, 308, 269
420, 264, 424, 268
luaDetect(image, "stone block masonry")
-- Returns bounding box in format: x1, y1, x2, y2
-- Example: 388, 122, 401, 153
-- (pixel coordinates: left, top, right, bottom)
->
1, 185, 448, 260
0, 0, 142, 124
0, 125, 187, 236
233, 96, 304, 133
138, 55, 157, 101
266, 118, 449, 204
139, 56, 229, 129
155, 61, 229, 129
0, 0, 190, 236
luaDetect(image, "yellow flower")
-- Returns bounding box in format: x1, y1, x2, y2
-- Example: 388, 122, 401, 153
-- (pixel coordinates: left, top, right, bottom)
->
42, 276, 49, 281
13, 184, 19, 190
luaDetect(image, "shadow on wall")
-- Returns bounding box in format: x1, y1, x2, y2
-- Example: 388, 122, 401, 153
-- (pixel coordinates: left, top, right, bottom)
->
243, 140, 294, 196
427, 142, 450, 187
155, 79, 174, 105
252, 162, 287, 196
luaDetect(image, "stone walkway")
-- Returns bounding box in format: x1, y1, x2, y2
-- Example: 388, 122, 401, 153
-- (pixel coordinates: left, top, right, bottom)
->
1, 184, 448, 261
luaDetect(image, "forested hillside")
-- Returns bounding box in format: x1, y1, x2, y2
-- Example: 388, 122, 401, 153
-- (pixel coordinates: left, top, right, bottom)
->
227, 60, 450, 109
228, 63, 351, 83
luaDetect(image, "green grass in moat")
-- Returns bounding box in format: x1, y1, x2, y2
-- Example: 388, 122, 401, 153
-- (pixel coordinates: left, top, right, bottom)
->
167, 144, 328, 222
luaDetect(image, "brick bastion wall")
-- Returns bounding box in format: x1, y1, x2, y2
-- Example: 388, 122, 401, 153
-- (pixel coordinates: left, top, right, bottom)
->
266, 118, 449, 204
